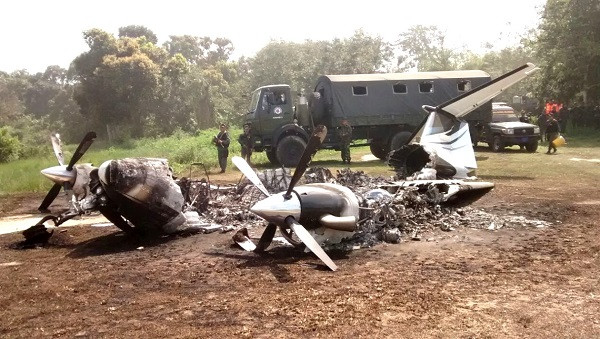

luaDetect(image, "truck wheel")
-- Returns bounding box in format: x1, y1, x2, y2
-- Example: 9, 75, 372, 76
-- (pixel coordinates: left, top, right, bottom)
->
276, 135, 307, 167
491, 135, 504, 152
370, 142, 388, 160
389, 131, 412, 152
266, 149, 279, 165
525, 141, 538, 153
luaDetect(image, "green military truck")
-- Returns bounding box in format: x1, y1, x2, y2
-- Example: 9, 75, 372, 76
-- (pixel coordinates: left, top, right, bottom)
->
243, 70, 493, 166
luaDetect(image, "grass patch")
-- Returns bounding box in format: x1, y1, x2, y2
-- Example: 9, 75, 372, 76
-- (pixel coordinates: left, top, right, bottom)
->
1, 128, 598, 195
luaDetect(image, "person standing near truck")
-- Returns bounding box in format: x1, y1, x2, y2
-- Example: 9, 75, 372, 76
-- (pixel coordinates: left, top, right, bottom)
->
238, 123, 253, 165
538, 111, 548, 141
338, 120, 352, 164
545, 115, 560, 154
213, 123, 230, 173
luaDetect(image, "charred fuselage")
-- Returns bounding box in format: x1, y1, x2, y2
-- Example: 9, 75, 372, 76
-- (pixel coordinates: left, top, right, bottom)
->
97, 158, 186, 233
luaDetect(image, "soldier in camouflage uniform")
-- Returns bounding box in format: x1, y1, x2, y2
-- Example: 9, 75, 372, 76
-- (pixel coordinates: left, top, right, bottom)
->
238, 123, 253, 165
213, 123, 230, 173
338, 120, 352, 164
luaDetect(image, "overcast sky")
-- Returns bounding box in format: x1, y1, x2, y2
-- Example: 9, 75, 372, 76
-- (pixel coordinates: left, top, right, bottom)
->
1, 0, 546, 73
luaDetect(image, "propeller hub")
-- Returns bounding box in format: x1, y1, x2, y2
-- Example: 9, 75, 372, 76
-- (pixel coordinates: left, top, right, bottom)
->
250, 192, 301, 226
41, 165, 76, 185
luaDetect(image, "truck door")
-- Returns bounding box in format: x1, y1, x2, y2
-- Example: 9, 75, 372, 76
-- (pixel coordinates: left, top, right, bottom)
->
257, 88, 293, 135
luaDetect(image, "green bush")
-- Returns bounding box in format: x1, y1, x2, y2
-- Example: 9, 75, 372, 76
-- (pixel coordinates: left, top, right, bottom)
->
0, 127, 20, 163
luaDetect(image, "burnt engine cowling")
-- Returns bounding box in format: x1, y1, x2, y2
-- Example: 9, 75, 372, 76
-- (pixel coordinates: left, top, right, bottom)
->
97, 158, 186, 233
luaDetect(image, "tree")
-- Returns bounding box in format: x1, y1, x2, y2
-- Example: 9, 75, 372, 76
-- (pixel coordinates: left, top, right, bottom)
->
0, 72, 24, 125
119, 25, 158, 44
163, 35, 234, 67
535, 0, 600, 103
163, 35, 204, 65
247, 30, 392, 94
476, 43, 539, 104
42, 65, 67, 85
72, 30, 161, 139
396, 25, 458, 71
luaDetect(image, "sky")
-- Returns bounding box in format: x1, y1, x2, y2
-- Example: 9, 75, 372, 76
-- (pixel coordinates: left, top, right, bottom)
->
0, 0, 547, 74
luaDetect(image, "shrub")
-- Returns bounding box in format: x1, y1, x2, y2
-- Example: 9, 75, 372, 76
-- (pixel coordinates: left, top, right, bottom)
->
0, 127, 20, 163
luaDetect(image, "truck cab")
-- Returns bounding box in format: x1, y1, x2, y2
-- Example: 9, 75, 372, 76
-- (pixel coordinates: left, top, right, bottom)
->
244, 85, 310, 166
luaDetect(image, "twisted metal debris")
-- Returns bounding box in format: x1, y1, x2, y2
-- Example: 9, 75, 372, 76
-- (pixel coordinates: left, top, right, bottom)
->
182, 167, 552, 246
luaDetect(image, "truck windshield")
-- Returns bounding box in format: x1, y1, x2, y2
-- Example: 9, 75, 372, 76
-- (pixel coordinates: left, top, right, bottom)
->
492, 113, 519, 122
248, 90, 260, 113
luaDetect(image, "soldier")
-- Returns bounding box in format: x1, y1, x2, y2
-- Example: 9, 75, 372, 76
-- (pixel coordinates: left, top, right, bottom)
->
213, 123, 230, 173
238, 123, 253, 165
338, 120, 352, 164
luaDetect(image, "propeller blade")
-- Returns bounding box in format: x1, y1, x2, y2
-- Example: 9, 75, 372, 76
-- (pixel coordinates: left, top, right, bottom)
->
254, 223, 277, 253
232, 228, 257, 252
285, 125, 327, 198
232, 156, 270, 197
66, 131, 97, 171
50, 134, 64, 166
286, 217, 337, 271
38, 183, 62, 211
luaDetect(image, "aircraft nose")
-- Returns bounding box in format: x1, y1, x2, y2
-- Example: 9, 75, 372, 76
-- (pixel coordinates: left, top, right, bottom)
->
250, 193, 301, 225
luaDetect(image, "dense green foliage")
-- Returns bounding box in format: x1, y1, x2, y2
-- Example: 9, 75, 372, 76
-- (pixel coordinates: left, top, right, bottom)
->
535, 0, 600, 103
0, 1, 598, 164
0, 127, 19, 163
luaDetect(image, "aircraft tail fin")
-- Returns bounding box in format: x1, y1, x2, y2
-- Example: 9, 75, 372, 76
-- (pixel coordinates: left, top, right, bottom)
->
439, 63, 539, 118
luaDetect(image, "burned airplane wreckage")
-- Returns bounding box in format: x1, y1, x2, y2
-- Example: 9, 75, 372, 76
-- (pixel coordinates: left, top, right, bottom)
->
24, 64, 543, 271
24, 132, 211, 246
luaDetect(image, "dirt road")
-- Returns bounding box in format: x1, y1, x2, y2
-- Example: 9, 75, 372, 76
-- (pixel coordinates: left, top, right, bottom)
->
1, 171, 599, 338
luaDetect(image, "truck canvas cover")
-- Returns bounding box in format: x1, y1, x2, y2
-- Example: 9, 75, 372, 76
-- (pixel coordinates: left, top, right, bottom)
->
314, 70, 491, 126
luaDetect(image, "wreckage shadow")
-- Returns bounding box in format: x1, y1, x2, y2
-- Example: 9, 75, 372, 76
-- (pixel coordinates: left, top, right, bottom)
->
207, 246, 350, 281
66, 231, 175, 258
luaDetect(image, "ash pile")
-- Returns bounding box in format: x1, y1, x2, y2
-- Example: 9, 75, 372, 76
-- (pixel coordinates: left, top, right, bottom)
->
330, 168, 552, 249
182, 167, 551, 244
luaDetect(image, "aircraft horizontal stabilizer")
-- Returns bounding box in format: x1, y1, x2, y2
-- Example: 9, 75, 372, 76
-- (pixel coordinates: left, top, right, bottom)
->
439, 63, 539, 118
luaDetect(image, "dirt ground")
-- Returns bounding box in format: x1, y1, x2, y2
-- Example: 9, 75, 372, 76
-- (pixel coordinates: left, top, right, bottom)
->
1, 168, 600, 338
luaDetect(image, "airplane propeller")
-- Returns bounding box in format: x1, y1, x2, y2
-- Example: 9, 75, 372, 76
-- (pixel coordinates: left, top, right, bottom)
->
233, 125, 338, 271
50, 134, 64, 166
284, 125, 327, 199
232, 156, 270, 197
38, 132, 97, 211
66, 131, 97, 171
285, 216, 338, 271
